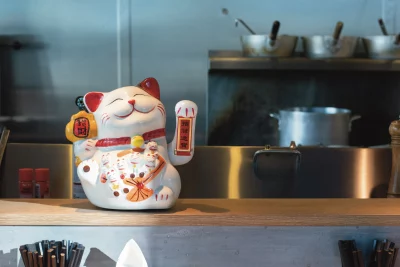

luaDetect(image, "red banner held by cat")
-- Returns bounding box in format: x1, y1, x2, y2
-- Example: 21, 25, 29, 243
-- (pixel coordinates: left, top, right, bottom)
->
175, 117, 193, 156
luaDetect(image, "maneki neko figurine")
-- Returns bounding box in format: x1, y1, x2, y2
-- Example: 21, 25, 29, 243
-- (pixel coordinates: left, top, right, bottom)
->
65, 77, 197, 210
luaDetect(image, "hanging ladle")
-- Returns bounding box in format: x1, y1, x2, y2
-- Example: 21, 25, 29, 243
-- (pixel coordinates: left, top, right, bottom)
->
269, 20, 280, 46
378, 18, 389, 35
235, 18, 256, 35
332, 21, 344, 46
378, 18, 400, 45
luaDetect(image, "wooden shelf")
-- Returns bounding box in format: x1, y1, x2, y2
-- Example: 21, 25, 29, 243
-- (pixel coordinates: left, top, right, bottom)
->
208, 50, 400, 71
1, 199, 400, 226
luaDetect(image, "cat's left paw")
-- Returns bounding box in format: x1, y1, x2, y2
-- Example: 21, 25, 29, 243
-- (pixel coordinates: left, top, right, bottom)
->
175, 100, 198, 118
77, 159, 99, 186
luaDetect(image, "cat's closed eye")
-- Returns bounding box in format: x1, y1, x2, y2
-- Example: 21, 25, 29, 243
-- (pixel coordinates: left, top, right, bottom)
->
107, 98, 123, 106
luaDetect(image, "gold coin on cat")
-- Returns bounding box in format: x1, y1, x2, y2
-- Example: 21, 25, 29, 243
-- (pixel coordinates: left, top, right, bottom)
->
131, 135, 144, 148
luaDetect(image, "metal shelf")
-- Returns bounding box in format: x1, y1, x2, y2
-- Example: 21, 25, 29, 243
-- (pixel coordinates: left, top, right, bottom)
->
208, 50, 400, 71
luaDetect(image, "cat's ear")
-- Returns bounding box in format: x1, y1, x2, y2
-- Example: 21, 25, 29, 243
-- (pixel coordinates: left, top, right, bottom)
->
137, 77, 160, 100
83, 92, 104, 113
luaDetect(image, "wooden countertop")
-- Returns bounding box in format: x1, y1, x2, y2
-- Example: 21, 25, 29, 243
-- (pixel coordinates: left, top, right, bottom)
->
1, 198, 400, 226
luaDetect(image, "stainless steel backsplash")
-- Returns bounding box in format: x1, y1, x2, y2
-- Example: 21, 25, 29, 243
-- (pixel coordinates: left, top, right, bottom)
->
0, 143, 392, 199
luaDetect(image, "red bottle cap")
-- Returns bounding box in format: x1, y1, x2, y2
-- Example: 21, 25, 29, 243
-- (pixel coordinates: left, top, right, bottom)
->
35, 168, 49, 182
19, 168, 33, 182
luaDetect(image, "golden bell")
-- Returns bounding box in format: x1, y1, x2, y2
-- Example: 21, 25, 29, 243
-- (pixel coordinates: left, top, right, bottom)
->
131, 135, 144, 148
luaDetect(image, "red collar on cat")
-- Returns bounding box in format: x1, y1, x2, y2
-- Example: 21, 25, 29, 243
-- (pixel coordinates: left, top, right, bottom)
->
95, 128, 166, 147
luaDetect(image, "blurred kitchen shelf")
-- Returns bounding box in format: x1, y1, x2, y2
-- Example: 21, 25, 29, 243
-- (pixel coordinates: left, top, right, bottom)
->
208, 50, 400, 71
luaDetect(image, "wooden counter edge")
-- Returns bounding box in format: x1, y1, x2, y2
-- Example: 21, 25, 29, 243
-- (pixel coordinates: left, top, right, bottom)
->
0, 198, 400, 226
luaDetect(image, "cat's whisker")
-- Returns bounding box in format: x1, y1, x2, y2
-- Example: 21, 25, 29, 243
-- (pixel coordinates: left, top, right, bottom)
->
102, 116, 110, 124
157, 104, 165, 114
101, 113, 109, 119
104, 117, 110, 125
157, 107, 165, 116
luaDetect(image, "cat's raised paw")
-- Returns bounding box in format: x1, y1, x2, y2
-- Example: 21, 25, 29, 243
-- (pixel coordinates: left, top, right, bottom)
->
73, 139, 98, 161
77, 159, 99, 186
175, 100, 198, 118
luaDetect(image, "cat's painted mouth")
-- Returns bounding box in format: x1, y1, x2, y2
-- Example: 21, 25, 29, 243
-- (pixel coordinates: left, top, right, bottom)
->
114, 106, 156, 119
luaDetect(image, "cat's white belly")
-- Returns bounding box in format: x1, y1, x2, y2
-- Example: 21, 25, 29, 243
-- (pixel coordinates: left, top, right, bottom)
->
77, 145, 180, 210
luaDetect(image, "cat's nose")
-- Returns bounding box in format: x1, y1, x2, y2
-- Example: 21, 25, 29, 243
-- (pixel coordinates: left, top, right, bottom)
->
128, 99, 135, 106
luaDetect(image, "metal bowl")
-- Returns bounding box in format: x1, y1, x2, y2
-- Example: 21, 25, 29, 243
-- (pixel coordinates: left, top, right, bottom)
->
362, 35, 400, 60
301, 35, 359, 59
240, 35, 298, 57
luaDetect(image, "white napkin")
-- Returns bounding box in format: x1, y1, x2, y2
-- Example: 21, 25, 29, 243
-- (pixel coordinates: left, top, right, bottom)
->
116, 239, 148, 267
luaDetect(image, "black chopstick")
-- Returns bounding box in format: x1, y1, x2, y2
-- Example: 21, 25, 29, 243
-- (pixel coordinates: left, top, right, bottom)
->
76, 246, 85, 267
67, 249, 77, 267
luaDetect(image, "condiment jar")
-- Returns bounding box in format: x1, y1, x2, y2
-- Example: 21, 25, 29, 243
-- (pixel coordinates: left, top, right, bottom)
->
35, 168, 50, 198
18, 168, 34, 198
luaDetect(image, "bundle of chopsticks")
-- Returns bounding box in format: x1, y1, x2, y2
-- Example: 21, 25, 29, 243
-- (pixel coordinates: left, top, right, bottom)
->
19, 240, 85, 267
338, 240, 366, 267
368, 239, 399, 267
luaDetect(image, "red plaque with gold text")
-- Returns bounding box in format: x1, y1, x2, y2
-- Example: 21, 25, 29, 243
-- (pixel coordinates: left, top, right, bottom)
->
73, 117, 90, 138
175, 117, 193, 156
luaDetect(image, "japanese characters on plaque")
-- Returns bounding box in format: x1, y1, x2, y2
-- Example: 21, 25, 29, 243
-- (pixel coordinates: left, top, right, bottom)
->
175, 117, 193, 156
73, 117, 90, 138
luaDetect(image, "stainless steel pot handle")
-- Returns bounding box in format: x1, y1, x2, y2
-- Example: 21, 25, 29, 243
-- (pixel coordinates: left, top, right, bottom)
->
253, 141, 301, 180
349, 115, 361, 132
270, 113, 280, 129
269, 113, 280, 120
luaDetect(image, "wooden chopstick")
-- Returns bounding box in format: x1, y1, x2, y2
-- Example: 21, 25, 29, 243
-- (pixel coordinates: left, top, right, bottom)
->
38, 255, 43, 267
357, 250, 365, 267
28, 251, 34, 267
19, 247, 29, 267
353, 251, 360, 267
391, 248, 399, 267
47, 249, 53, 267
377, 250, 383, 267
33, 251, 38, 267
386, 252, 393, 267
60, 253, 65, 267
51, 255, 57, 267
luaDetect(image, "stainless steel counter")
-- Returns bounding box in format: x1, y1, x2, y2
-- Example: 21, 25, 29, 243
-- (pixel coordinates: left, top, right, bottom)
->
0, 143, 392, 199
208, 50, 400, 71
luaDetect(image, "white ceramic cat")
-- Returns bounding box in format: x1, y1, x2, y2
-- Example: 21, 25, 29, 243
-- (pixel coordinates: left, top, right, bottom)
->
71, 77, 197, 210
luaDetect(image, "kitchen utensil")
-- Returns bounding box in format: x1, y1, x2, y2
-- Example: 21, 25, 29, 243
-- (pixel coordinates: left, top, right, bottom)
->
270, 107, 361, 147
19, 239, 85, 267
362, 34, 400, 59
239, 20, 298, 57
235, 18, 256, 35
362, 18, 400, 59
302, 21, 359, 59
378, 18, 389, 35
